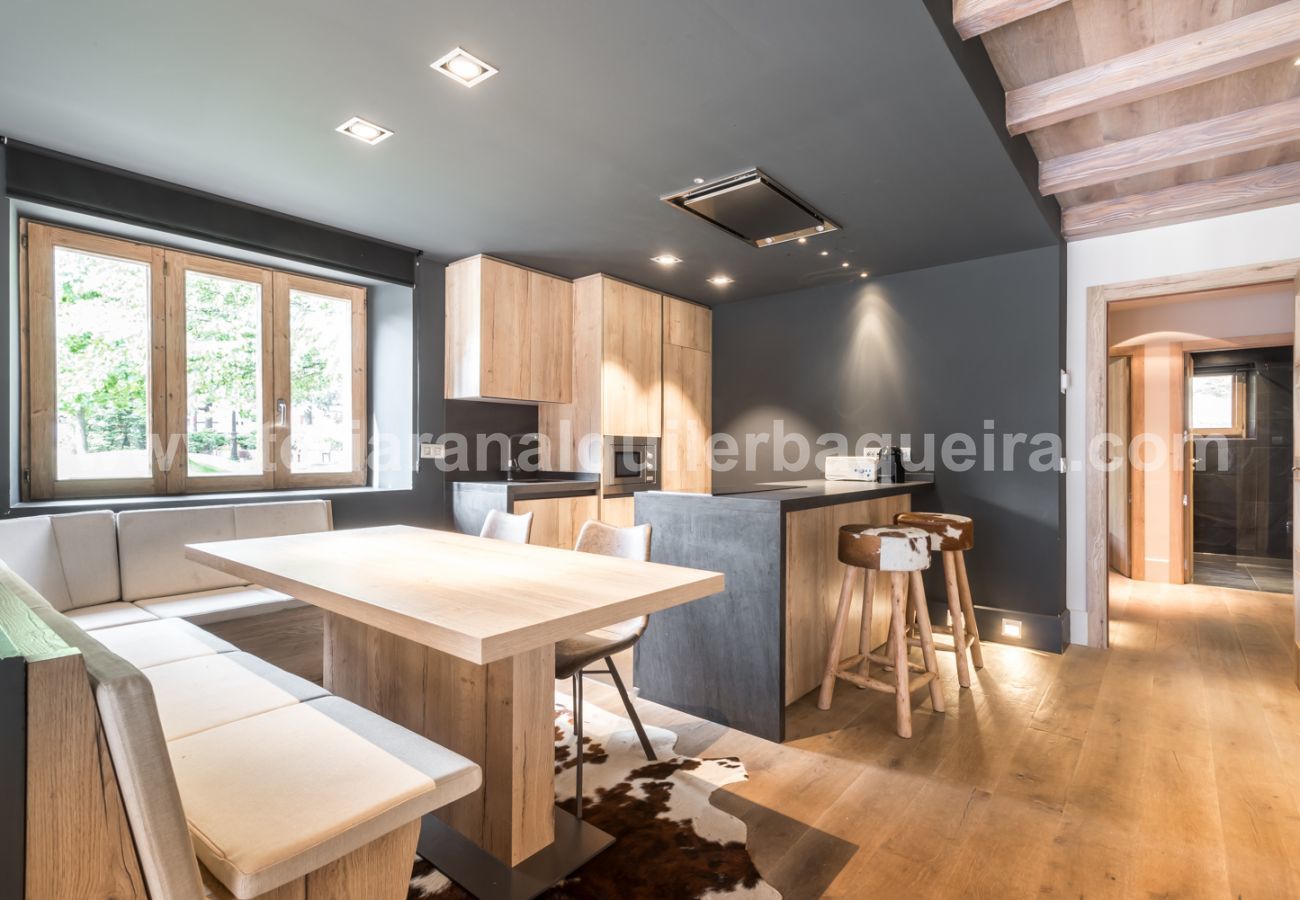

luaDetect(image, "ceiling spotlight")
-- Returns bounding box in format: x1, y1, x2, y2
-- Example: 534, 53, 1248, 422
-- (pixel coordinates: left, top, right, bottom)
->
815, 225, 826, 232
841, 261, 850, 268
763, 237, 774, 245
797, 237, 808, 244
431, 47, 498, 87
820, 250, 829, 257
651, 254, 682, 266
693, 177, 705, 184
336, 116, 394, 145
707, 275, 734, 286
860, 271, 869, 279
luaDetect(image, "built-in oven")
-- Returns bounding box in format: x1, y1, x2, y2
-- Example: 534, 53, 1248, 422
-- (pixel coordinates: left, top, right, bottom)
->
602, 436, 659, 496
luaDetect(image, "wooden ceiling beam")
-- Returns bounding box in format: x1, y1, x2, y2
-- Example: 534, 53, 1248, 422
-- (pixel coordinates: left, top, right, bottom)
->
953, 0, 1072, 40
1040, 98, 1300, 196
1061, 161, 1300, 239
1007, 1, 1300, 135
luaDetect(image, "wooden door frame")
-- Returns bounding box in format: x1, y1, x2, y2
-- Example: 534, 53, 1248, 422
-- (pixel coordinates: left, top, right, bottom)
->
1087, 258, 1300, 649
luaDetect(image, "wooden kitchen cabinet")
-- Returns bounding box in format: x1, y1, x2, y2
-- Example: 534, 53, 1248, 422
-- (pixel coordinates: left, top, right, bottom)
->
600, 278, 662, 437
599, 496, 637, 528
662, 342, 712, 493
664, 295, 711, 353
512, 494, 599, 549
445, 255, 573, 403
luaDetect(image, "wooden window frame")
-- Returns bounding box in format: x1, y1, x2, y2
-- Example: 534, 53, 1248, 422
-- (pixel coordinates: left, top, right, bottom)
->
19, 219, 369, 501
1189, 371, 1247, 438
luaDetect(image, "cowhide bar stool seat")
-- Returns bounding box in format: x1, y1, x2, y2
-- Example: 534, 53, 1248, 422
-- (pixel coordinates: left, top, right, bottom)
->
894, 511, 983, 688
817, 524, 944, 738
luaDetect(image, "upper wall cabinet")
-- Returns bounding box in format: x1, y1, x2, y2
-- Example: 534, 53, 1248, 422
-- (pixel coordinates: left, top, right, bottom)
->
445, 256, 573, 403
599, 277, 663, 436
664, 295, 711, 353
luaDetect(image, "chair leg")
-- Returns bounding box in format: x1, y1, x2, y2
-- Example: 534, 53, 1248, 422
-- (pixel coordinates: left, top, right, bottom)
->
956, 551, 984, 669
605, 656, 655, 760
573, 673, 584, 820
890, 572, 912, 738
818, 566, 860, 711
910, 571, 945, 714
857, 569, 877, 681
942, 551, 972, 688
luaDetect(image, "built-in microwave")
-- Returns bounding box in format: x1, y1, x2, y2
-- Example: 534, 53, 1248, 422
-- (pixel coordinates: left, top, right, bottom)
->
602, 436, 659, 496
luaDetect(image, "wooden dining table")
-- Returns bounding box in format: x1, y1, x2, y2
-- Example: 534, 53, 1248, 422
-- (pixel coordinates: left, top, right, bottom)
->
186, 524, 724, 899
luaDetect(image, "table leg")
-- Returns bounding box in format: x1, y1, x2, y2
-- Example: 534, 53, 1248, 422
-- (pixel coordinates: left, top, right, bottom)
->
323, 613, 556, 865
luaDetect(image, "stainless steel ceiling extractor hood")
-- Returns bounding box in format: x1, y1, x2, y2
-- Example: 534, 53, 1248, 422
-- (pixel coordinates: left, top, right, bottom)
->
662, 168, 840, 248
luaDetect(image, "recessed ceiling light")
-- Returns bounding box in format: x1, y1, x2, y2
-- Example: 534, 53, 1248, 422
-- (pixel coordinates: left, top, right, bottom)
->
860, 271, 870, 278
815, 225, 826, 232
431, 47, 498, 87
707, 275, 734, 286
840, 261, 850, 268
797, 237, 808, 245
651, 254, 682, 266
335, 116, 394, 145
693, 177, 705, 184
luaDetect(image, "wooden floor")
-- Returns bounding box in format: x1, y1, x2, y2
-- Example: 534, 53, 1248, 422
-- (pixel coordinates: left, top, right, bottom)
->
579, 575, 1300, 898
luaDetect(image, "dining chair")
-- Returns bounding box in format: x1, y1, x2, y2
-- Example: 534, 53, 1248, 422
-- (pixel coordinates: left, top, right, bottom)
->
561, 520, 655, 819
479, 509, 533, 544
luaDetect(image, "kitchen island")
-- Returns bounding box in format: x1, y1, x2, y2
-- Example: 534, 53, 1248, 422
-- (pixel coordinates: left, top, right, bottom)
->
633, 479, 934, 742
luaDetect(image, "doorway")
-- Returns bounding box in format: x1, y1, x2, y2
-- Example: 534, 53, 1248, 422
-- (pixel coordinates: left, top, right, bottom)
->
1188, 347, 1294, 593
1099, 276, 1298, 645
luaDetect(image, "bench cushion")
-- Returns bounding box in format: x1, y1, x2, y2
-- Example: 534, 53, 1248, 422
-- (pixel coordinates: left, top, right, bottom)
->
66, 602, 160, 631
0, 516, 71, 609
16, 587, 206, 900
50, 511, 122, 608
145, 652, 327, 741
168, 700, 480, 897
93, 619, 236, 669
134, 586, 302, 626
233, 501, 331, 540
117, 506, 247, 603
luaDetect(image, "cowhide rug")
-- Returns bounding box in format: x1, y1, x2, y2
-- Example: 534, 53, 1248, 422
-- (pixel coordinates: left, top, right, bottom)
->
409, 697, 780, 900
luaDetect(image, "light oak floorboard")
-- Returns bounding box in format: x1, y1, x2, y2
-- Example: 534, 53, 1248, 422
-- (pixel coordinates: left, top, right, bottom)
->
573, 575, 1300, 898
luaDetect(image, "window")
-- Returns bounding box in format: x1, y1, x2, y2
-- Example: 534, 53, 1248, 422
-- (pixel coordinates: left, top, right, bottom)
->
20, 221, 367, 500
1190, 371, 1246, 438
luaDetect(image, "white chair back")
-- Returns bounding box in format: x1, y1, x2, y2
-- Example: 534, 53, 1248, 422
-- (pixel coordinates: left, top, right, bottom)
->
480, 509, 534, 544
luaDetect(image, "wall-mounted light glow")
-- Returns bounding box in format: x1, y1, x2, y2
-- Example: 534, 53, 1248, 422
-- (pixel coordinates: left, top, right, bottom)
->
335, 116, 394, 145
651, 254, 682, 266
1001, 618, 1022, 639
431, 47, 499, 87
707, 275, 734, 286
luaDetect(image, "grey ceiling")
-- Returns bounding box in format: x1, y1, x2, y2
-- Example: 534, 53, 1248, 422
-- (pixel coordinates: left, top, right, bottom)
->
0, 0, 1058, 303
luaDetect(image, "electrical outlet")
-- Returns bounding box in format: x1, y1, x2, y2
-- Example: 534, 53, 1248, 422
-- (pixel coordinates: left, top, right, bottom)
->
419, 442, 446, 460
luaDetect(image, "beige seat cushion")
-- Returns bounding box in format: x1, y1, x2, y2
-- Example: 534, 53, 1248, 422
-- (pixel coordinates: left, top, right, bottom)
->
144, 652, 327, 741
50, 511, 122, 608
66, 602, 160, 631
117, 506, 246, 602
0, 516, 71, 608
93, 618, 236, 669
169, 700, 480, 897
134, 586, 303, 626
233, 501, 331, 540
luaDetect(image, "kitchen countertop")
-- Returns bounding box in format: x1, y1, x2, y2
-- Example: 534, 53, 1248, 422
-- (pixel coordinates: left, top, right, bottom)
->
449, 475, 599, 502
645, 477, 933, 513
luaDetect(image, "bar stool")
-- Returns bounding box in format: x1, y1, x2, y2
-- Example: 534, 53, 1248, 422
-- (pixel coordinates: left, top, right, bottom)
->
894, 511, 983, 688
817, 524, 944, 738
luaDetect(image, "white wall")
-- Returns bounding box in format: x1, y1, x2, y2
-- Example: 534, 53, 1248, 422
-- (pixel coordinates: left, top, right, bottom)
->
1108, 286, 1294, 348
1066, 201, 1300, 645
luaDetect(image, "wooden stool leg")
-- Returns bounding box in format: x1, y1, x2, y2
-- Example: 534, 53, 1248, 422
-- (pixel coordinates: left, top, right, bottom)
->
956, 551, 984, 669
818, 566, 859, 710
943, 551, 972, 688
910, 571, 945, 714
857, 569, 877, 681
890, 572, 912, 738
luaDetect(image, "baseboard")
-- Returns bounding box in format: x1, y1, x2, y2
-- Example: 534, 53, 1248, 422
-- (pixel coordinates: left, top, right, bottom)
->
926, 602, 1070, 654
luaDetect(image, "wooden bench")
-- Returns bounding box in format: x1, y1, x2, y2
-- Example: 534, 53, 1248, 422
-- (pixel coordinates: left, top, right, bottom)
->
2, 560, 481, 900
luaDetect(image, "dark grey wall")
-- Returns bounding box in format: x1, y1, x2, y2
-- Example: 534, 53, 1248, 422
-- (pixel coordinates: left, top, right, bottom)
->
712, 246, 1067, 629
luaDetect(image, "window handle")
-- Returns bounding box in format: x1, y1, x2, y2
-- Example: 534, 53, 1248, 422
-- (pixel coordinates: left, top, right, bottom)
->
276, 399, 287, 427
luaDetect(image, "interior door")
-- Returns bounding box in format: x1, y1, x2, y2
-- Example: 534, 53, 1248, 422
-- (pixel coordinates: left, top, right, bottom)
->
1293, 274, 1300, 686
1183, 352, 1194, 585
1107, 356, 1131, 577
